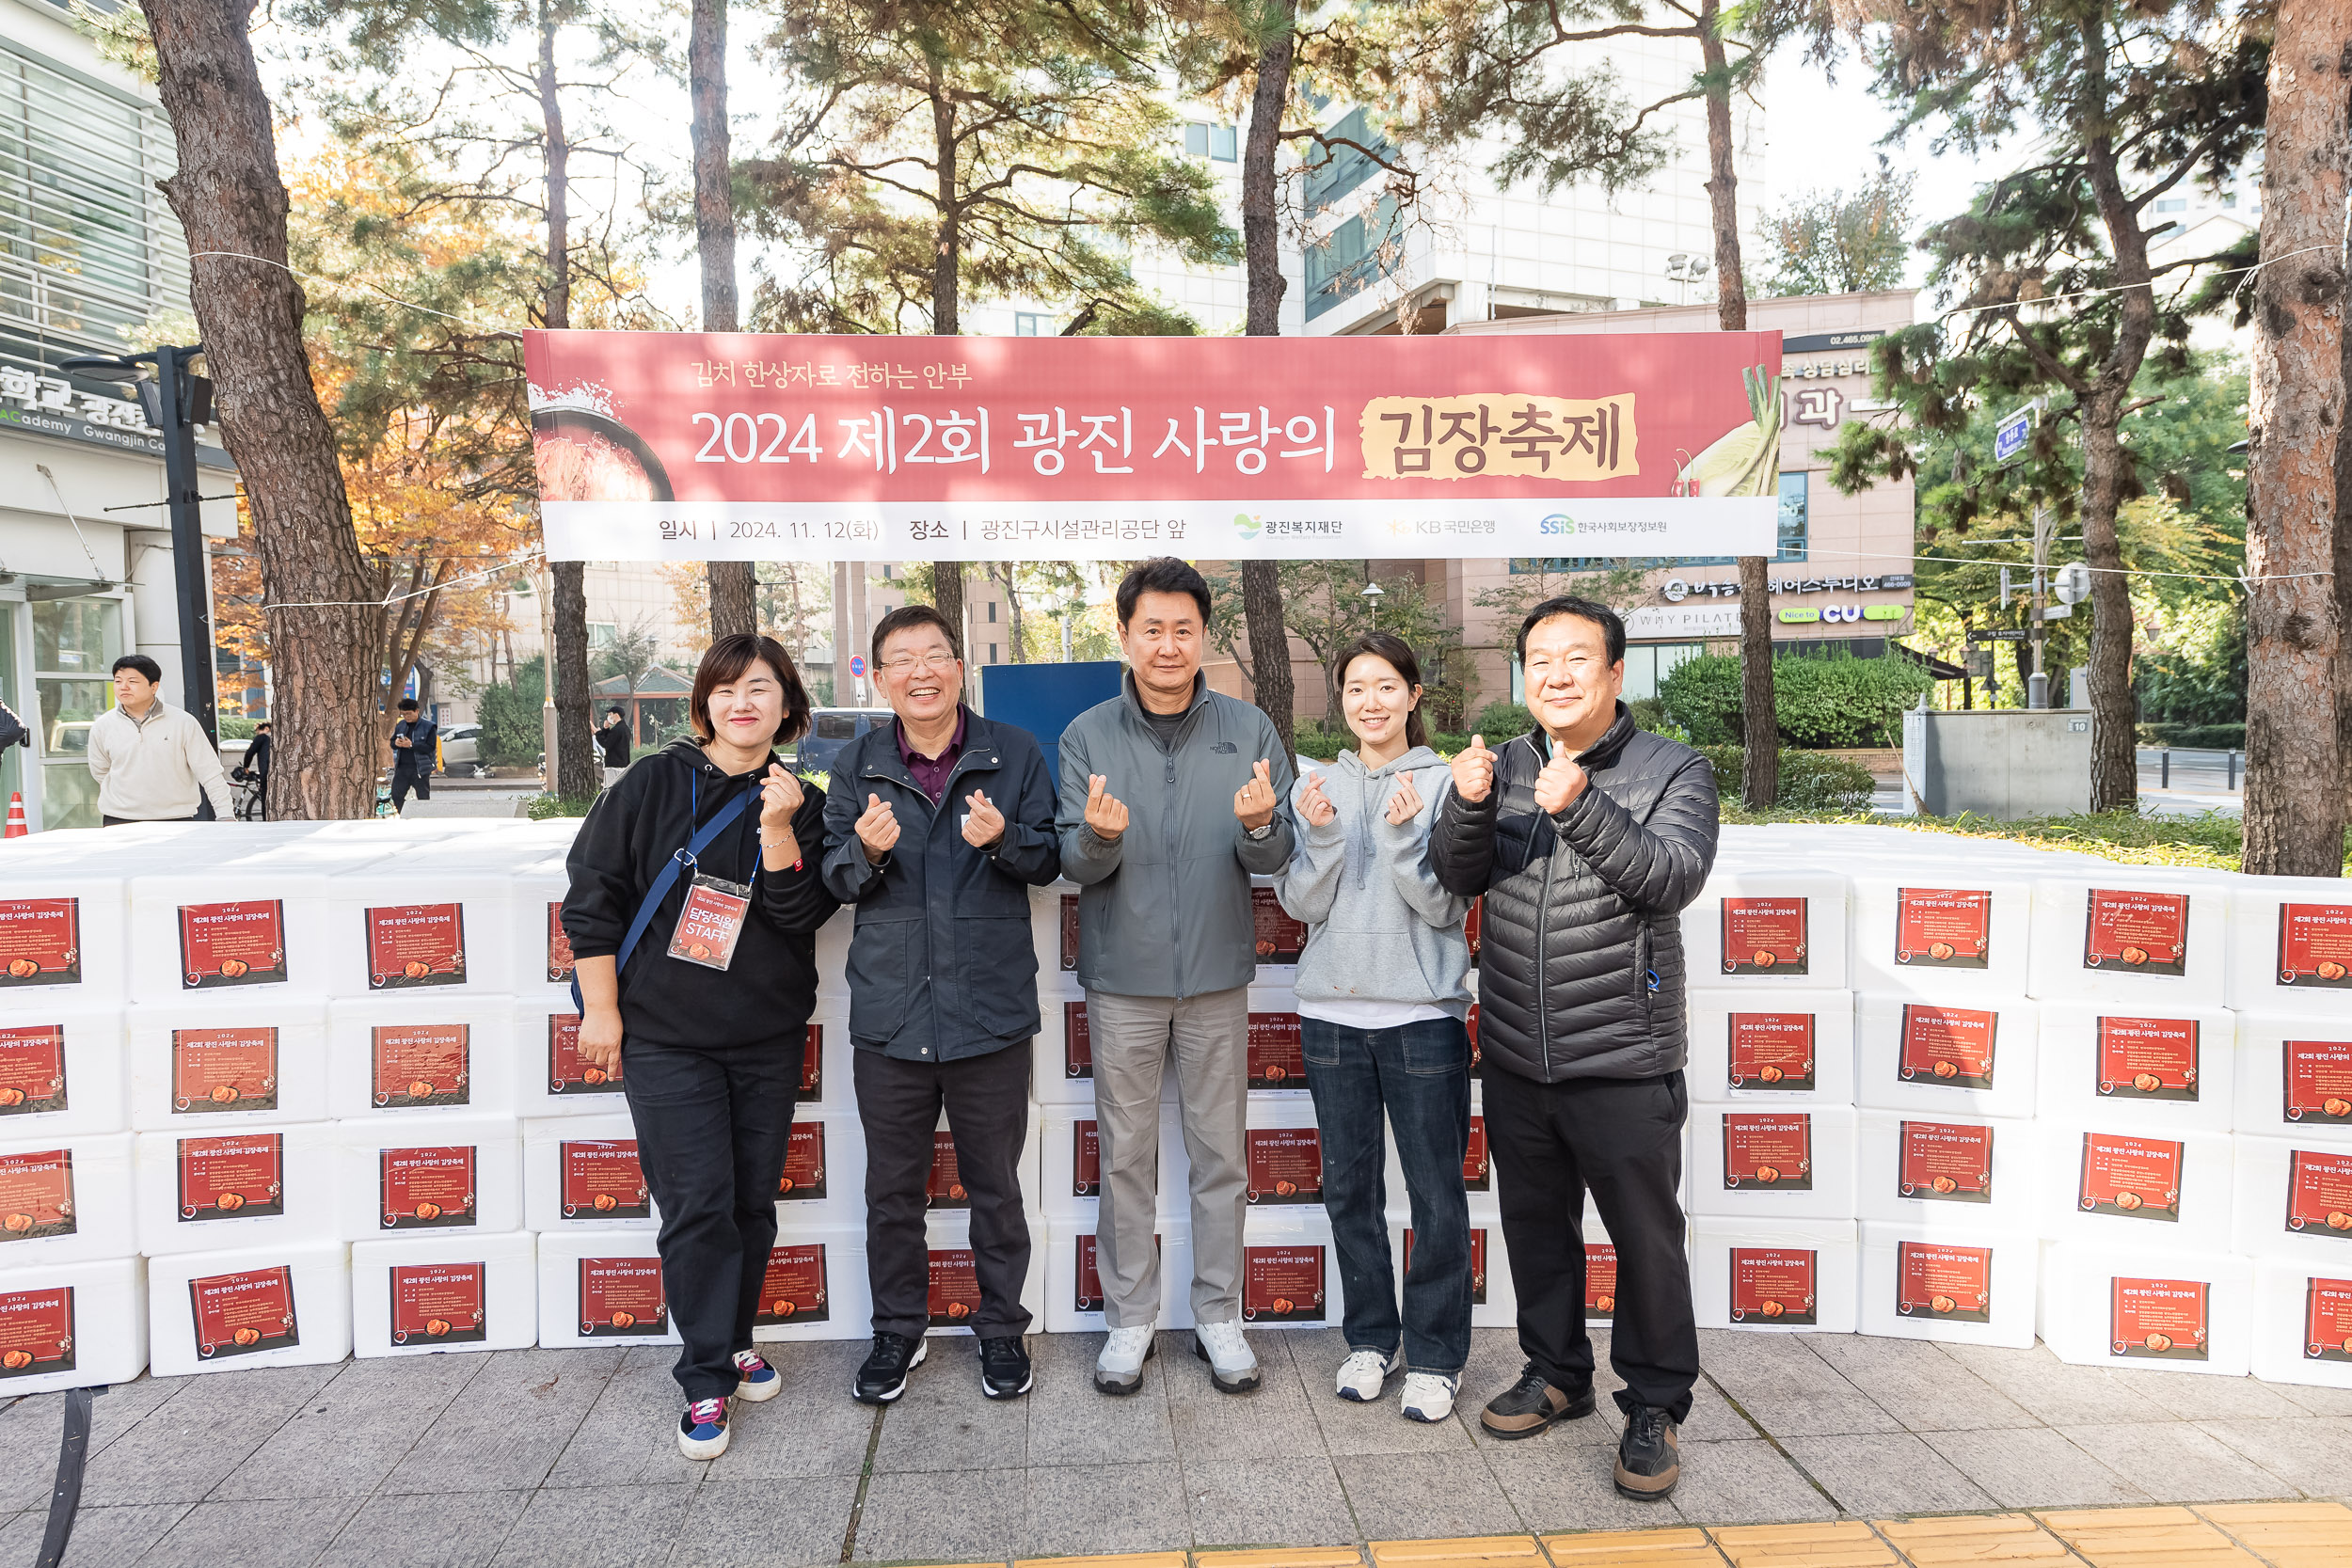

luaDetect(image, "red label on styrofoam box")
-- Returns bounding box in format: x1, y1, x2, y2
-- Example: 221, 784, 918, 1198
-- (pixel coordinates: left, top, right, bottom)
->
2097, 1016, 2200, 1101
1895, 887, 1992, 969
372, 1025, 470, 1108
1585, 1240, 1615, 1320
560, 1139, 649, 1219
2078, 1132, 2184, 1220
546, 903, 576, 984
0, 1285, 73, 1378
1721, 896, 1807, 975
0, 1149, 73, 1242
380, 1146, 477, 1230
547, 1014, 620, 1097
1727, 1012, 1815, 1091
1467, 1003, 1481, 1069
1059, 894, 1080, 971
1405, 1227, 1488, 1306
1248, 1011, 1304, 1088
0, 899, 79, 988
2284, 1039, 2352, 1125
0, 1025, 67, 1117
390, 1261, 486, 1346
1722, 1112, 1813, 1191
178, 1132, 283, 1222
1073, 1120, 1100, 1197
191, 1264, 297, 1358
364, 903, 466, 989
2279, 903, 2352, 990
178, 900, 287, 989
928, 1247, 982, 1326
800, 1024, 822, 1099
172, 1026, 277, 1114
2111, 1275, 2208, 1359
1465, 899, 1482, 969
1465, 1117, 1490, 1190
1251, 888, 1306, 965
2305, 1277, 2352, 1362
1073, 1231, 1157, 1312
1064, 1001, 1091, 1079
578, 1256, 665, 1336
1729, 1246, 1816, 1324
2285, 1149, 2352, 1237
1897, 1240, 1993, 1323
756, 1243, 829, 1325
1897, 1119, 1994, 1203
1899, 1004, 1997, 1090
926, 1131, 967, 1209
2084, 888, 2189, 976
776, 1122, 826, 1200
1243, 1244, 1325, 1322
1246, 1126, 1322, 1204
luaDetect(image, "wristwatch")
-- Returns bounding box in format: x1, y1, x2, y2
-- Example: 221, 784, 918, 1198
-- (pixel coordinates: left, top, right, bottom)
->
1244, 822, 1274, 841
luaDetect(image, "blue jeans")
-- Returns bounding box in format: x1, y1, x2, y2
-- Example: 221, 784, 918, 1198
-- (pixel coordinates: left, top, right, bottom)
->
1299, 1015, 1473, 1374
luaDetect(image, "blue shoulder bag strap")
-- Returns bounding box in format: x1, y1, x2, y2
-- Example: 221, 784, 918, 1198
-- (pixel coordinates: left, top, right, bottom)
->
571, 776, 754, 1015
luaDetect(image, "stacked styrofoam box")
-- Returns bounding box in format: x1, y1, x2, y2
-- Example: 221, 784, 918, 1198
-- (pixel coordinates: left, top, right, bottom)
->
1039, 1099, 1194, 1332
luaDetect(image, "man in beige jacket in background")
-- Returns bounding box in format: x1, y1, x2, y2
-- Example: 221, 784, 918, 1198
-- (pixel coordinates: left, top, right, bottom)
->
87, 655, 231, 825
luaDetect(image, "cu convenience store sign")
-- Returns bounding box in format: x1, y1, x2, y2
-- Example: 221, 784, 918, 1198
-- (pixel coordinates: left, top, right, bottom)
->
524, 329, 1782, 562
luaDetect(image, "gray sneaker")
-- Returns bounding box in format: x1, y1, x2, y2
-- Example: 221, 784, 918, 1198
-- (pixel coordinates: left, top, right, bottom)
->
1094, 1323, 1155, 1394
1192, 1319, 1261, 1393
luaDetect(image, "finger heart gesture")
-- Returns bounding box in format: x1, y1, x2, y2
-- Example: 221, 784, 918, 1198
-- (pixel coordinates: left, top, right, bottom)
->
1233, 757, 1277, 831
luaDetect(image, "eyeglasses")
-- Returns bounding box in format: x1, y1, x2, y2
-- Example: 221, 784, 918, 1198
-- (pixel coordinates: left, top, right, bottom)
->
882, 652, 960, 675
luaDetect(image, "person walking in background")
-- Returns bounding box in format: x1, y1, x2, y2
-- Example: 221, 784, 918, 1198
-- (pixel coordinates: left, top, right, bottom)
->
231, 721, 273, 821
1274, 631, 1474, 1423
1056, 557, 1296, 1397
389, 696, 437, 811
1428, 595, 1718, 1503
821, 605, 1061, 1405
598, 705, 633, 784
564, 633, 839, 1461
87, 655, 231, 825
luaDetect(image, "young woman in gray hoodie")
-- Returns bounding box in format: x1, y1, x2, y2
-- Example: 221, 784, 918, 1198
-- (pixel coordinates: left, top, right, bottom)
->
1274, 630, 1475, 1422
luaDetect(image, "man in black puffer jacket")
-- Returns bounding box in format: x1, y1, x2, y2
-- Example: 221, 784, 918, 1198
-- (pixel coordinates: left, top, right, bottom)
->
1429, 595, 1718, 1502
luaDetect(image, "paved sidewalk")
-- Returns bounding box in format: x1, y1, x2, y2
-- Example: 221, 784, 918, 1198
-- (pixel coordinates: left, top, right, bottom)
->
2, 1327, 2348, 1567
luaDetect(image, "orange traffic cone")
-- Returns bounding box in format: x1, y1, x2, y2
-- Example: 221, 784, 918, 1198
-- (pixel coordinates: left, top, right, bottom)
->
3, 792, 25, 838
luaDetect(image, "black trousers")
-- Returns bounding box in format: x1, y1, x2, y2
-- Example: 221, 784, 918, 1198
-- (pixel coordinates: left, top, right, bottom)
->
389, 760, 432, 808
623, 1034, 800, 1401
1484, 1065, 1698, 1422
855, 1042, 1034, 1339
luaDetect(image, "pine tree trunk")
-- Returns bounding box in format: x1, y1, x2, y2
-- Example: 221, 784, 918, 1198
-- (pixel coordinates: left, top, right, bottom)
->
1701, 0, 1774, 808
2243, 2, 2348, 876
1238, 3, 1297, 751
140, 0, 382, 819
691, 0, 756, 643
923, 61, 972, 704
933, 565, 967, 687
2077, 407, 2139, 813
538, 6, 598, 800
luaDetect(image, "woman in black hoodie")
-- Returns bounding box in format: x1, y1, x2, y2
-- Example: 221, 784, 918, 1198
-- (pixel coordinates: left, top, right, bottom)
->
563, 633, 839, 1460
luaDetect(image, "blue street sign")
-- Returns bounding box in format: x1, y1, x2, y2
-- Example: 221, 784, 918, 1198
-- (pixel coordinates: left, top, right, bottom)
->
1994, 404, 2035, 465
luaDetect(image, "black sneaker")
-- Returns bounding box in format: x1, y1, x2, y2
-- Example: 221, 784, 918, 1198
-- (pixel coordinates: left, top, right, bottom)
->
1478, 1364, 1597, 1440
852, 1331, 927, 1404
1614, 1404, 1681, 1499
978, 1336, 1034, 1400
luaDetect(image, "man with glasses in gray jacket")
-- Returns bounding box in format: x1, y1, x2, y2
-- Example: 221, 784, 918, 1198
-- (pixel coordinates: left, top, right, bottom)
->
1057, 557, 1297, 1396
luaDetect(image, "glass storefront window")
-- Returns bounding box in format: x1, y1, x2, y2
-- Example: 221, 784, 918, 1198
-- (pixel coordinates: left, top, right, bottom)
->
1777, 471, 1809, 562
32, 597, 120, 673
38, 677, 110, 752
31, 598, 123, 831
0, 604, 17, 808
40, 763, 95, 832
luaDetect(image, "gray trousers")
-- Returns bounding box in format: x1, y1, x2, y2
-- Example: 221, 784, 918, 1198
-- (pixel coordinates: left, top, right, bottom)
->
1086, 986, 1249, 1327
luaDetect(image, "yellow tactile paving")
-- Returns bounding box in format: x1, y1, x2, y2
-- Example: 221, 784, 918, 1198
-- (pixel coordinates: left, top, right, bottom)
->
1543, 1526, 1727, 1567
1195, 1553, 1366, 1568
1015, 1557, 1187, 1568
1873, 1513, 2071, 1566
1371, 1538, 1549, 1568
2197, 1501, 2352, 1567
1706, 1522, 1899, 1568
2033, 1507, 2261, 1567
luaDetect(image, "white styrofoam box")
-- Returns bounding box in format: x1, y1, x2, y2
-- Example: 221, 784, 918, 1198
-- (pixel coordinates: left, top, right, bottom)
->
127, 872, 335, 1004
1856, 1219, 2037, 1348
0, 1003, 124, 1135
1848, 875, 2035, 998
511, 996, 627, 1119
916, 1102, 1041, 1221
1239, 1207, 1346, 1330
2251, 1259, 2352, 1388
1038, 1104, 1191, 1219
1686, 990, 1855, 1103
351, 1230, 538, 1357
0, 875, 125, 999
1684, 869, 1851, 990
523, 1115, 655, 1232
149, 1242, 352, 1376
2226, 876, 2352, 1010
2036, 1122, 2235, 1250
1043, 1212, 1197, 1332
328, 869, 516, 998
1691, 1217, 1858, 1333
510, 857, 578, 999
772, 1110, 868, 1222
1379, 1076, 1497, 1218
2026, 874, 2228, 1006
2232, 1010, 2352, 1139
813, 905, 853, 1000
336, 1116, 523, 1241
755, 1221, 872, 1342
135, 1124, 338, 1257
0, 1257, 146, 1392
798, 999, 854, 1113
2232, 1135, 2352, 1263
1689, 1102, 1857, 1222
1031, 884, 1083, 1000
2034, 1002, 2237, 1133
128, 999, 326, 1131
1386, 1212, 1520, 1330
2040, 1242, 2251, 1377
535, 1229, 681, 1349
921, 1205, 1047, 1335
1035, 994, 1205, 1110
1854, 994, 2040, 1120
1246, 1096, 1327, 1212
1854, 1109, 2037, 1230
327, 997, 519, 1120
0, 1132, 132, 1267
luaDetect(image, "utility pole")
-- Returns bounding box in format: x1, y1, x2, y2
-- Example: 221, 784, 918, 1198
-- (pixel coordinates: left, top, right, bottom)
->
2027, 507, 2054, 709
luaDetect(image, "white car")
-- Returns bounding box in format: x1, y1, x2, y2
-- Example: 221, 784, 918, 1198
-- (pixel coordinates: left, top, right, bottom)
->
437, 724, 487, 776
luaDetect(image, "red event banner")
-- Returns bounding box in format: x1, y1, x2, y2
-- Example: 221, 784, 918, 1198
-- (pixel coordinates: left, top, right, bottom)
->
0, 1025, 67, 1117
2284, 1038, 2352, 1124
191, 1265, 297, 1359
1894, 888, 1992, 969
178, 900, 287, 989
1727, 1012, 1815, 1091
173, 1026, 277, 1113
2111, 1275, 2208, 1360
2096, 1016, 2201, 1101
0, 1285, 72, 1379
391, 1261, 487, 1346
523, 329, 1783, 562
2279, 903, 2352, 989
2083, 888, 2189, 975
0, 899, 79, 988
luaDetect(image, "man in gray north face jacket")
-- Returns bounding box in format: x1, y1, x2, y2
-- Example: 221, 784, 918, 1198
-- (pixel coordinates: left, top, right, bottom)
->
1056, 558, 1296, 1399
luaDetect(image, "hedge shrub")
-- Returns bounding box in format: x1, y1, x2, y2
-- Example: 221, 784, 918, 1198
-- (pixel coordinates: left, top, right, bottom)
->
1694, 745, 1877, 811
1659, 653, 1934, 749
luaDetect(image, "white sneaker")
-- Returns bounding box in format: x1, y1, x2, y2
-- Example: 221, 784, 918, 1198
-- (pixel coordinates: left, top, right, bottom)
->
1094, 1323, 1155, 1394
1401, 1371, 1459, 1423
1336, 1348, 1402, 1402
1193, 1319, 1262, 1393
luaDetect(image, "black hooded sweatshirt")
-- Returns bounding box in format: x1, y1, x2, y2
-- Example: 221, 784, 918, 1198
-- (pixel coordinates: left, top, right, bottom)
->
563, 738, 839, 1049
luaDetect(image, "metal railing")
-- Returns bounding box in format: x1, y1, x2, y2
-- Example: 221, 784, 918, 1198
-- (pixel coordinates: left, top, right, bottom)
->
2137, 747, 2242, 791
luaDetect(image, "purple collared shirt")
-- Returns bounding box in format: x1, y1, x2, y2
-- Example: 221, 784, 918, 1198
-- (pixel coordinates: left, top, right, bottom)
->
897, 708, 967, 802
